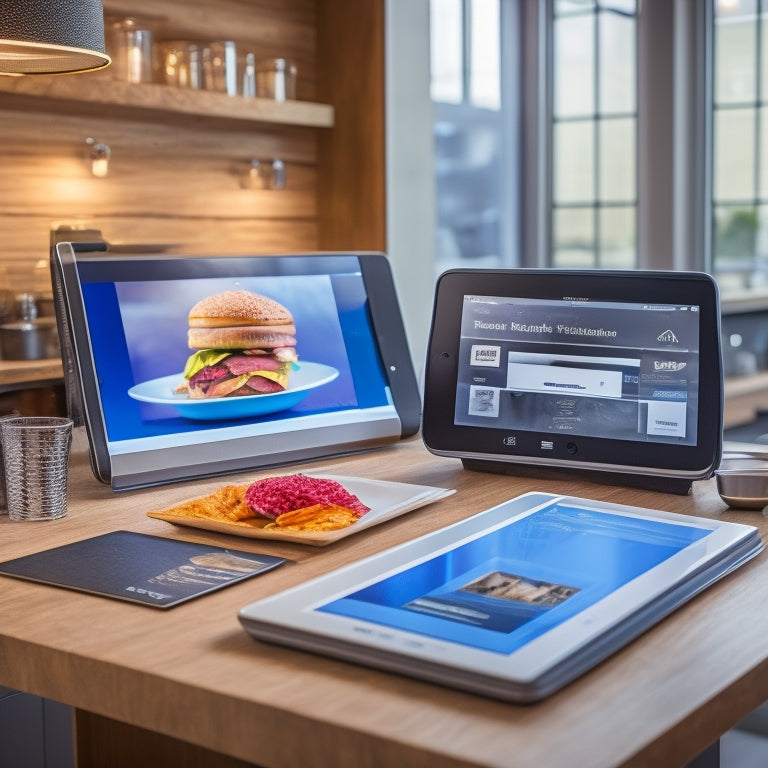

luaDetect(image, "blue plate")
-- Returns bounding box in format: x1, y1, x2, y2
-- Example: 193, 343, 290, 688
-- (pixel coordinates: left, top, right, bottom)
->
127, 361, 339, 421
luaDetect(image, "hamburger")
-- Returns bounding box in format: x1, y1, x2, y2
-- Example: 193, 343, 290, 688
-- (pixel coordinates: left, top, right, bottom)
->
179, 290, 298, 399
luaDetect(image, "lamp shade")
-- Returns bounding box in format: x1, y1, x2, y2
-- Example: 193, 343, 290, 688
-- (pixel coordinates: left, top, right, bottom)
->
0, 0, 110, 75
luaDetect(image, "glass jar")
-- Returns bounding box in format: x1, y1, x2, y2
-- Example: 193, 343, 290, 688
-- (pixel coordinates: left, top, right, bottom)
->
156, 41, 200, 89
201, 41, 237, 96
109, 18, 153, 83
256, 58, 297, 102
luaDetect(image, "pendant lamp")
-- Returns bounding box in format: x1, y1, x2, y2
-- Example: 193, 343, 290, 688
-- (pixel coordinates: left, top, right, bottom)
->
0, 0, 110, 76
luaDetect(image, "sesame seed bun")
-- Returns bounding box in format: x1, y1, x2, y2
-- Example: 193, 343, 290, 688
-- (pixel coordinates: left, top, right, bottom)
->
189, 290, 294, 328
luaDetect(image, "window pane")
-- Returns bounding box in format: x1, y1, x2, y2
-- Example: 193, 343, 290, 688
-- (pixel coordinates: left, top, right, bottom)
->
714, 0, 757, 105
713, 205, 758, 287
714, 108, 755, 200
554, 14, 595, 117
599, 10, 635, 114
762, 10, 768, 101
755, 205, 768, 287
760, 107, 768, 199
555, 0, 596, 15
599, 207, 635, 268
554, 121, 595, 203
599, 117, 635, 201
430, 0, 464, 103
553, 208, 595, 267
600, 0, 637, 12
469, 0, 500, 109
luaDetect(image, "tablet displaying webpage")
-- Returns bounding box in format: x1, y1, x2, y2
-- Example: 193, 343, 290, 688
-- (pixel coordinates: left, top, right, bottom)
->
54, 248, 420, 489
456, 295, 700, 447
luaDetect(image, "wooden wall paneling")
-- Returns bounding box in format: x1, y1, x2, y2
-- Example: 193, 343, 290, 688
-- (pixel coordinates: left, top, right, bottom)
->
0, 216, 319, 287
0, 152, 317, 219
0, 97, 320, 286
316, 0, 386, 252
0, 107, 319, 164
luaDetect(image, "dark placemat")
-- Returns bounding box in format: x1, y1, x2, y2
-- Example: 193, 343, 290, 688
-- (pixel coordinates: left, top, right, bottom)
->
0, 530, 286, 608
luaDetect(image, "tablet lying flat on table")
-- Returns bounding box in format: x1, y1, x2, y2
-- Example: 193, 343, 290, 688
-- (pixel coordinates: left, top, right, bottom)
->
52, 245, 421, 491
239, 492, 761, 702
421, 269, 723, 492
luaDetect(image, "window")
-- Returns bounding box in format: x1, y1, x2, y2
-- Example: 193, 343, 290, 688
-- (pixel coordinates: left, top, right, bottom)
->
550, 0, 638, 268
430, 0, 507, 276
426, 0, 711, 280
712, 0, 768, 293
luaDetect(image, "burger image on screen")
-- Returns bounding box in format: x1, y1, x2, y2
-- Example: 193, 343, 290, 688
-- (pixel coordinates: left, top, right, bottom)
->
178, 290, 298, 399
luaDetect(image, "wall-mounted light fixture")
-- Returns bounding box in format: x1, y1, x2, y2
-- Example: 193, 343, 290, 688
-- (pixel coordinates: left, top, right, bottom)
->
241, 158, 286, 190
86, 137, 111, 178
0, 0, 111, 76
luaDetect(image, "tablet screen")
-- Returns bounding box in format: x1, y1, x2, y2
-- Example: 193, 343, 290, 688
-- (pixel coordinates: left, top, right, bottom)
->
53, 247, 421, 490
457, 294, 700, 446
422, 269, 722, 485
318, 500, 711, 654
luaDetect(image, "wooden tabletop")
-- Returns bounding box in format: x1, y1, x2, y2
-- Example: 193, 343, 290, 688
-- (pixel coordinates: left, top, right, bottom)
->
1, 431, 767, 768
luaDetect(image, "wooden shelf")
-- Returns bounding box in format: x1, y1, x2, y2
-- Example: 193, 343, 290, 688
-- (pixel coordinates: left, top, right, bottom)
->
0, 76, 334, 131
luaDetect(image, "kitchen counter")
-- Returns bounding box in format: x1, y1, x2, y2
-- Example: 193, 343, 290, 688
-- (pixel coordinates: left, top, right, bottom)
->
0, 358, 63, 390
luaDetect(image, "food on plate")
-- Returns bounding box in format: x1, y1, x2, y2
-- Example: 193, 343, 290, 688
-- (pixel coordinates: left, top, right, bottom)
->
157, 484, 253, 523
150, 474, 370, 534
244, 474, 370, 520
264, 504, 361, 531
177, 290, 298, 399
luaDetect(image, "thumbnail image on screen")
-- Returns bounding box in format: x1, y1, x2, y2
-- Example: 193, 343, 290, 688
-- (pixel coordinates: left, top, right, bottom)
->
454, 295, 701, 446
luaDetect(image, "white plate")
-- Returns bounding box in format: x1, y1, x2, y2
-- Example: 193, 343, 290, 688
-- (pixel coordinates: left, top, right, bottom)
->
127, 362, 339, 420
147, 474, 456, 546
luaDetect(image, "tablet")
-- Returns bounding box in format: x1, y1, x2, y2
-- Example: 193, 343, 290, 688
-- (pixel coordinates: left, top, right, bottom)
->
238, 492, 761, 702
422, 269, 722, 492
51, 244, 421, 490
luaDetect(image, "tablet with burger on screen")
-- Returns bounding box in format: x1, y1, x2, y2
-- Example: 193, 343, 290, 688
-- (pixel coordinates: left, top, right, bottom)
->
51, 247, 421, 491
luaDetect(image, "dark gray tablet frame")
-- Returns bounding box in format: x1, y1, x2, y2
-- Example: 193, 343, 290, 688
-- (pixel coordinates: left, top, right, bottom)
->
421, 269, 723, 495
51, 244, 421, 491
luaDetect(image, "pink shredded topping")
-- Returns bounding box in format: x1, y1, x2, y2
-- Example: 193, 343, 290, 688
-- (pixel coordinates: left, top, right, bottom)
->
244, 474, 370, 520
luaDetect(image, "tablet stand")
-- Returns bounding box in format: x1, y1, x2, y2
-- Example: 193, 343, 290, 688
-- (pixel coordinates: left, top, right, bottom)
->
461, 458, 694, 495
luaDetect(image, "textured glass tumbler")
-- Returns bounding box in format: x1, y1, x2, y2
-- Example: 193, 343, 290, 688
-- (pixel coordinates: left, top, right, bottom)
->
0, 417, 73, 521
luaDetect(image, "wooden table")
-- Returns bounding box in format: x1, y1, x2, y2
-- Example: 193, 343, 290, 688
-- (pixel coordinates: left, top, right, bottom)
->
0, 431, 766, 768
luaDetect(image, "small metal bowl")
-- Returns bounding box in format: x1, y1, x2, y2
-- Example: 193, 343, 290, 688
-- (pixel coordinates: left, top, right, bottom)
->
715, 456, 768, 509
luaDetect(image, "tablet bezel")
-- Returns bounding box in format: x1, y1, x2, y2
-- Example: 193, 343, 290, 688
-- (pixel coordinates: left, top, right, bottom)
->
51, 244, 421, 491
421, 269, 722, 487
